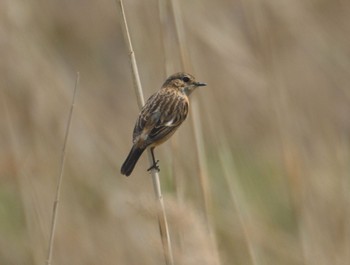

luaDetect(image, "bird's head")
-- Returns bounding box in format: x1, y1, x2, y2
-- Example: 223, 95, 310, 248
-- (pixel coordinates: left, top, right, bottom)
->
162, 72, 207, 96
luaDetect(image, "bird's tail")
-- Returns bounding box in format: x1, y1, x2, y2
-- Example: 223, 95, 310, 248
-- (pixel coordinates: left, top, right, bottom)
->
121, 146, 145, 176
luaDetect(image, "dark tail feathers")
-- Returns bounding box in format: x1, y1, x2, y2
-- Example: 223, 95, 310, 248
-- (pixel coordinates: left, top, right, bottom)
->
121, 146, 145, 176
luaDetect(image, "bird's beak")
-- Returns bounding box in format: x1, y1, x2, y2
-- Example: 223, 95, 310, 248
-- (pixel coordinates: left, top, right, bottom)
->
194, 82, 207, 87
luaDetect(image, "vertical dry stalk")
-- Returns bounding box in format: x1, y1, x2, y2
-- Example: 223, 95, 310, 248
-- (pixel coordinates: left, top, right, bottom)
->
157, 0, 172, 76
117, 1, 174, 265
169, 0, 221, 264
170, 0, 212, 221
46, 72, 79, 265
157, 0, 186, 205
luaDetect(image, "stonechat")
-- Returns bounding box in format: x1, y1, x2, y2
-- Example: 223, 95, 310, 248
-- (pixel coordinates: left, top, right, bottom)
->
121, 72, 206, 176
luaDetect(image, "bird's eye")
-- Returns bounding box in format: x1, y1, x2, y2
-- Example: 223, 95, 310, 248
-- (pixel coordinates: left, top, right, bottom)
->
182, 76, 190, 82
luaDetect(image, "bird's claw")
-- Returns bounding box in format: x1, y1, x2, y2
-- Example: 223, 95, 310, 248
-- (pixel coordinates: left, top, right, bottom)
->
147, 160, 160, 172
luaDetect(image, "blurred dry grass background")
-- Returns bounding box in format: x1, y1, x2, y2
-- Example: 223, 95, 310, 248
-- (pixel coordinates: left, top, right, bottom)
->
1, 0, 350, 264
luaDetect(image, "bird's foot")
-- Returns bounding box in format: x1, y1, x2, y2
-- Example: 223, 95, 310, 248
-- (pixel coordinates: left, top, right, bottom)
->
147, 160, 160, 172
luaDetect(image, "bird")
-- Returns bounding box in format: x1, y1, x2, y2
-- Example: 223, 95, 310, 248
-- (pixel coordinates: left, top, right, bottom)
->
120, 72, 207, 176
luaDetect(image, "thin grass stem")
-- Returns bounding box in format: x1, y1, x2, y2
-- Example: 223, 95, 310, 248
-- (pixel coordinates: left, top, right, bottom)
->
169, 1, 221, 264
46, 72, 79, 265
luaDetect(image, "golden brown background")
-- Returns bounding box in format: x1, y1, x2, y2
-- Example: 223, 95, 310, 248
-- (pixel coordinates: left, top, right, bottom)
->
1, 0, 350, 264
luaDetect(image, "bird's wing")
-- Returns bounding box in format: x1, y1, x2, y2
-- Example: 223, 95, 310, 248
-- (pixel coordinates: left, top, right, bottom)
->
133, 91, 188, 146
132, 93, 158, 140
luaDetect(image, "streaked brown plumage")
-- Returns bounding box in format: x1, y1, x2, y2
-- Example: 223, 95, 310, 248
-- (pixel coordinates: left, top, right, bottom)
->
121, 72, 206, 176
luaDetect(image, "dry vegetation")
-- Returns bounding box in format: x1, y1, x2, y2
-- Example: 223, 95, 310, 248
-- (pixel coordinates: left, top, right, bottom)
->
1, 0, 350, 264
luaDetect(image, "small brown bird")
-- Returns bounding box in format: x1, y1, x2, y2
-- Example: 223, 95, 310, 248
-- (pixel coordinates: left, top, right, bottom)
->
121, 72, 206, 176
